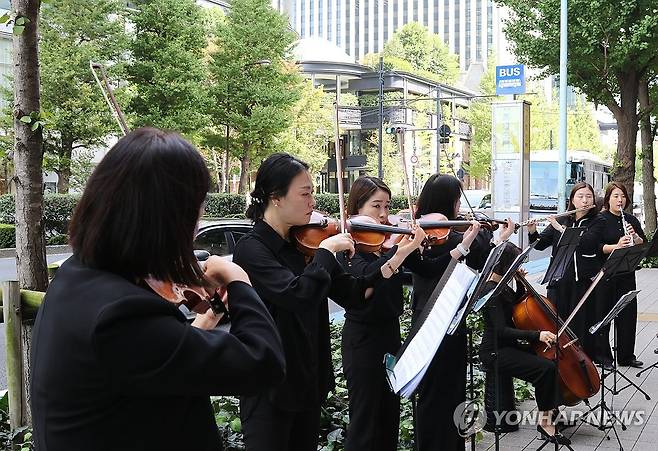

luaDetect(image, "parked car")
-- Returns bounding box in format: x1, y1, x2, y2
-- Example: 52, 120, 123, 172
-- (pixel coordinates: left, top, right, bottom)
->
194, 219, 253, 258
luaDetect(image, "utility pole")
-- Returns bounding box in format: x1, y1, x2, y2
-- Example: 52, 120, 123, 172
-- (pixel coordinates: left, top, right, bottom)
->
435, 87, 442, 173
557, 0, 568, 213
378, 56, 384, 179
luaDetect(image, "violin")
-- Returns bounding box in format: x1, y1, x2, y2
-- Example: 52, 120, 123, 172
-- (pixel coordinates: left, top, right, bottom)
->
512, 273, 600, 406
385, 212, 484, 248
143, 277, 228, 317
291, 211, 416, 257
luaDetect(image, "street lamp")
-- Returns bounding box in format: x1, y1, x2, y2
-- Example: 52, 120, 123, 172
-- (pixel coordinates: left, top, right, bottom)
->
224, 59, 272, 192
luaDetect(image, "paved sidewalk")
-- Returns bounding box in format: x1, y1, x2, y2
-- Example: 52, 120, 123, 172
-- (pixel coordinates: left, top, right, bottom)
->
476, 268, 658, 451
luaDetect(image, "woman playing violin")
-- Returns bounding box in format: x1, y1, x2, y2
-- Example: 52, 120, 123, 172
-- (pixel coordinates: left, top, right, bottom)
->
232, 153, 372, 451
338, 176, 445, 451
30, 128, 285, 451
411, 174, 515, 451
479, 243, 570, 445
527, 182, 600, 360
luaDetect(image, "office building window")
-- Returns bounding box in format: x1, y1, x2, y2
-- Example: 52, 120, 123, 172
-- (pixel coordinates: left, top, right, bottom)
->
384, 0, 389, 42
319, 0, 323, 36
443, 0, 449, 39
454, 1, 460, 56
476, 0, 482, 60
310, 1, 315, 34
328, 0, 333, 40
301, 0, 306, 37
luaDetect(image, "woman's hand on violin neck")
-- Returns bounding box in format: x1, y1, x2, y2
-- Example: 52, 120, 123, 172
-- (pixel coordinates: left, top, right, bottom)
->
499, 218, 516, 242
461, 220, 481, 249
204, 256, 251, 287
539, 331, 557, 346
397, 226, 426, 256
191, 309, 223, 330
319, 233, 355, 257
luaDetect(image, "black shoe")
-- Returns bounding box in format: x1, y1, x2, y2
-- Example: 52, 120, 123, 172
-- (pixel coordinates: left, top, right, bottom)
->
537, 425, 572, 445
619, 359, 643, 368
596, 359, 614, 371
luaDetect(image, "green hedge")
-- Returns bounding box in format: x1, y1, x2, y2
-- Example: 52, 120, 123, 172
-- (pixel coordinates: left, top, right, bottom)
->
0, 224, 15, 248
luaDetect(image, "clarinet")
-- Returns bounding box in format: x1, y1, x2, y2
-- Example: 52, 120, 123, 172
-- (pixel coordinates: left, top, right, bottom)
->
620, 207, 634, 246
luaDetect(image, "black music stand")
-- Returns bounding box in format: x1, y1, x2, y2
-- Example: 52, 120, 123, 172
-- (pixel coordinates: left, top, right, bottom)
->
447, 242, 507, 451
540, 227, 585, 286
583, 290, 642, 450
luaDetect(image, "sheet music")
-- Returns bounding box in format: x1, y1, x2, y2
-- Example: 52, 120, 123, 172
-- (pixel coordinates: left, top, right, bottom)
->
389, 263, 476, 397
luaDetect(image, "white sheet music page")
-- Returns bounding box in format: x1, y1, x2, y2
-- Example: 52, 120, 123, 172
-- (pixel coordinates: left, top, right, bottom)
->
391, 262, 476, 397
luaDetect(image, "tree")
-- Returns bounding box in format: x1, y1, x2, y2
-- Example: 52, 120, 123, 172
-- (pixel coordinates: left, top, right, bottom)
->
639, 74, 657, 234
11, 0, 47, 290
278, 80, 333, 176
362, 22, 459, 84
465, 56, 496, 181
127, 0, 209, 137
497, 0, 658, 204
39, 0, 128, 193
208, 0, 301, 193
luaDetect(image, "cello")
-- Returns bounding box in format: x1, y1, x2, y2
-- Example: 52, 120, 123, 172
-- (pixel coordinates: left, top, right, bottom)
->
512, 272, 601, 406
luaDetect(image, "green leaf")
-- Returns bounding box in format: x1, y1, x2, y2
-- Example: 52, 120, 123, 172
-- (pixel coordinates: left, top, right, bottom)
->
0, 13, 10, 24
229, 417, 241, 433
15, 17, 25, 26
13, 25, 25, 35
19, 116, 32, 124
31, 122, 39, 131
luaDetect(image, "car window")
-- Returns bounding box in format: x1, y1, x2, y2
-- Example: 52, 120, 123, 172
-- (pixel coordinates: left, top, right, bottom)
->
194, 229, 230, 256
231, 231, 246, 244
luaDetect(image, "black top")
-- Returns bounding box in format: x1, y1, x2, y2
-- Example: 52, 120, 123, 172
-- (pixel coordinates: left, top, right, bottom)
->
232, 220, 369, 411
479, 280, 540, 364
30, 256, 285, 451
338, 246, 451, 323
529, 214, 600, 281
411, 229, 493, 315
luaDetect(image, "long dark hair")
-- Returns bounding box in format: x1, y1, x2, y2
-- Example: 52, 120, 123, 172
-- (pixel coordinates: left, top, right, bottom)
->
346, 176, 391, 216
68, 127, 210, 285
415, 174, 462, 219
246, 153, 309, 221
567, 182, 599, 220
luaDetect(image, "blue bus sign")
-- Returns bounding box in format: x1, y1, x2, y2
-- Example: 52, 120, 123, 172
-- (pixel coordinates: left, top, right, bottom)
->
495, 64, 525, 96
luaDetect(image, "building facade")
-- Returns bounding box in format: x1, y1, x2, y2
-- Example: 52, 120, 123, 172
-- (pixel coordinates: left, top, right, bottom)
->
274, 0, 508, 71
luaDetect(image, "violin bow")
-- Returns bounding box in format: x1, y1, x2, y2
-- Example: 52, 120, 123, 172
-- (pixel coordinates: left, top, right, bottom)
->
333, 102, 347, 234
394, 128, 417, 228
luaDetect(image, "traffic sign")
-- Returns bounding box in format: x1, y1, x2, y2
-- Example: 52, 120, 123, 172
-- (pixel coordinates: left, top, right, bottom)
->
438, 124, 451, 137
495, 64, 526, 96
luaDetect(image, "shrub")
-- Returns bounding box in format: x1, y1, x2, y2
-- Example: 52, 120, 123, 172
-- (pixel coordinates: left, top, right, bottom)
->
0, 224, 15, 249
314, 194, 416, 216
204, 194, 247, 219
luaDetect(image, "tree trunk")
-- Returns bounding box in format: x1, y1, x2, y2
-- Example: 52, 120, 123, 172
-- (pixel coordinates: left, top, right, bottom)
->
608, 71, 640, 210
238, 147, 250, 194
12, 0, 47, 291
639, 79, 657, 235
56, 136, 73, 194
223, 147, 229, 193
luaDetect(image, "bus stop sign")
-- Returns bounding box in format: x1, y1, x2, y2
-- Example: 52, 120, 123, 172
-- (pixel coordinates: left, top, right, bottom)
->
495, 64, 526, 96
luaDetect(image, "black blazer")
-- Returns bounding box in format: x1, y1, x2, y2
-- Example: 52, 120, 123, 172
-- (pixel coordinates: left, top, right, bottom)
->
232, 220, 368, 411
529, 214, 601, 281
30, 256, 285, 451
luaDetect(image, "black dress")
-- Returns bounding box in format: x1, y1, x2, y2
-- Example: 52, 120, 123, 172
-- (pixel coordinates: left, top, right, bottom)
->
479, 281, 559, 412
411, 229, 493, 451
528, 214, 600, 357
232, 220, 370, 451
337, 247, 451, 451
30, 256, 285, 451
582, 211, 646, 364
